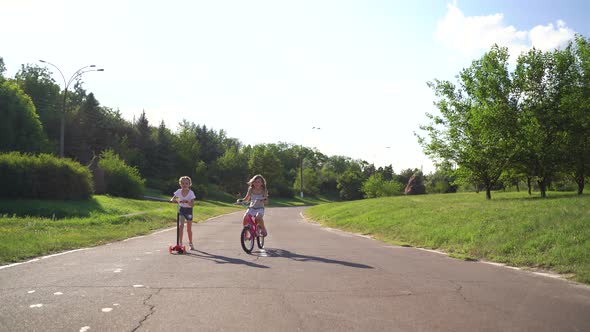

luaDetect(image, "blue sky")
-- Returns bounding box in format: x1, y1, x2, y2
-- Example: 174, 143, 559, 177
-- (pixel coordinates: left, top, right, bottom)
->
2, 1, 589, 173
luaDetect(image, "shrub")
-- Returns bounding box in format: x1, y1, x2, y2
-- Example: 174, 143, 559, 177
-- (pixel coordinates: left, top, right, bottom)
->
98, 150, 145, 198
0, 152, 93, 199
362, 174, 404, 198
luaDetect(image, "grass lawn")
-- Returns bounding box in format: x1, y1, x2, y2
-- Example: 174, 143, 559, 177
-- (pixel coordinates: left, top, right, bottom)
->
304, 191, 590, 284
0, 195, 241, 265
3, 191, 589, 285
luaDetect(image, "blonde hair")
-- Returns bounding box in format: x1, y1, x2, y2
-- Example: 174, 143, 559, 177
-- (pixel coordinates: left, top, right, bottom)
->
179, 176, 192, 186
247, 174, 267, 189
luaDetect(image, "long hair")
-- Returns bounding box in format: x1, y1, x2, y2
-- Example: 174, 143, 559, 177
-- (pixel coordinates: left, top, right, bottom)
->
247, 174, 267, 189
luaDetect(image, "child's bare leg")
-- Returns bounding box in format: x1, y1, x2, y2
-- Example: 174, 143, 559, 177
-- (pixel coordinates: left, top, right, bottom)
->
179, 223, 184, 245
256, 216, 267, 235
187, 221, 193, 244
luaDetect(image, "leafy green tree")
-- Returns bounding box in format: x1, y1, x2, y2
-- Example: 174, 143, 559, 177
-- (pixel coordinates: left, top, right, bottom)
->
0, 80, 48, 153
397, 168, 420, 188
130, 110, 155, 177
294, 167, 321, 196
377, 165, 395, 181
174, 120, 201, 179
426, 162, 458, 193
419, 45, 517, 199
193, 160, 209, 199
337, 167, 365, 200
15, 64, 61, 153
105, 109, 138, 164
153, 120, 176, 179
248, 144, 289, 196
195, 125, 226, 166
513, 48, 570, 198
215, 145, 249, 194
69, 93, 105, 164
0, 57, 7, 82
563, 35, 590, 194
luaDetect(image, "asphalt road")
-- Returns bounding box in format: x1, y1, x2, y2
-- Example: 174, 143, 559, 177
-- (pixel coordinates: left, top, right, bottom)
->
1, 206, 589, 332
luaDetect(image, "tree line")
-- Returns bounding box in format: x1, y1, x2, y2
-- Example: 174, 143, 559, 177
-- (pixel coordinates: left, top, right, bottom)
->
5, 33, 587, 201
418, 35, 590, 199
0, 57, 426, 200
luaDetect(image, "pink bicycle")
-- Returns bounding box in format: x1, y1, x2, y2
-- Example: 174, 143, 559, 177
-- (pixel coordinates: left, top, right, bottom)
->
236, 200, 265, 253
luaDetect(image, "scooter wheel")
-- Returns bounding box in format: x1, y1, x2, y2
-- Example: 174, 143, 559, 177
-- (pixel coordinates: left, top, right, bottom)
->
168, 245, 173, 254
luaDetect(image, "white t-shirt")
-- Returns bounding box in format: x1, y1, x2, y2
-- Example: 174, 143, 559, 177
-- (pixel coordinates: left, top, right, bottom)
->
173, 189, 196, 208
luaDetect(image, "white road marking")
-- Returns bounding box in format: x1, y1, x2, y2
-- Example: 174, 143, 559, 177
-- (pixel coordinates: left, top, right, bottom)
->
54, 292, 63, 295
114, 268, 122, 273
0, 249, 87, 270
101, 308, 113, 312
28, 290, 35, 294
30, 304, 43, 308
133, 285, 144, 288
79, 326, 91, 332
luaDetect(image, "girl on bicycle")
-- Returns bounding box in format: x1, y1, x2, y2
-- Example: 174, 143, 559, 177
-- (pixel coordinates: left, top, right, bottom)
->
240, 174, 269, 236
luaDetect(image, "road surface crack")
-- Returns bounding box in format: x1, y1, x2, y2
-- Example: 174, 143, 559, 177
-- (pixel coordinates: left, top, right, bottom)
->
132, 288, 161, 331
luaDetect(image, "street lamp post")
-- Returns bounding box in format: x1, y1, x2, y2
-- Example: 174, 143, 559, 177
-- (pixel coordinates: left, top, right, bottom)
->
39, 60, 104, 158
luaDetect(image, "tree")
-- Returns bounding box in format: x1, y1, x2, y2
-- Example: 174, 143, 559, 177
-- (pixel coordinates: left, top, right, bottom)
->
294, 167, 321, 196
0, 80, 48, 153
418, 45, 517, 199
152, 120, 176, 179
69, 93, 105, 164
131, 110, 155, 177
0, 57, 6, 82
513, 48, 569, 198
337, 166, 365, 200
426, 162, 458, 193
248, 144, 289, 196
215, 145, 249, 194
563, 35, 590, 194
15, 64, 61, 152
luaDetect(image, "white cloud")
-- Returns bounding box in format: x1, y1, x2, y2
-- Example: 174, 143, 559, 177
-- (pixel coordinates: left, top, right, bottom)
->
529, 20, 575, 51
435, 2, 575, 59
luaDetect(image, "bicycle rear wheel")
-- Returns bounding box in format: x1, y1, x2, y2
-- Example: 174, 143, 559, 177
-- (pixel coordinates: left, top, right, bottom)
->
240, 226, 255, 253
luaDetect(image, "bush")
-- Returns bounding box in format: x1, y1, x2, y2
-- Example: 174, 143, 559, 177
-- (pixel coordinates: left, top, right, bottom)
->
98, 150, 145, 198
0, 152, 93, 199
362, 174, 404, 198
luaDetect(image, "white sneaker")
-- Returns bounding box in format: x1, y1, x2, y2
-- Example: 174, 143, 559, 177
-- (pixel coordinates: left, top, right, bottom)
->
189, 243, 195, 250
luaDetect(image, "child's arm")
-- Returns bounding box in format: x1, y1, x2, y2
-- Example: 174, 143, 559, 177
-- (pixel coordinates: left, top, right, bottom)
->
263, 190, 269, 205
242, 187, 252, 202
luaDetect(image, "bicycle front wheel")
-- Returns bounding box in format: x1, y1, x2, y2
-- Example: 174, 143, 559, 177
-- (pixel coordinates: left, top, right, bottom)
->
240, 226, 255, 253
257, 232, 265, 249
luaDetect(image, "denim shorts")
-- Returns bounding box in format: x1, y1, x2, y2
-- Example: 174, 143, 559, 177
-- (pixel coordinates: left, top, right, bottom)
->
179, 207, 193, 224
